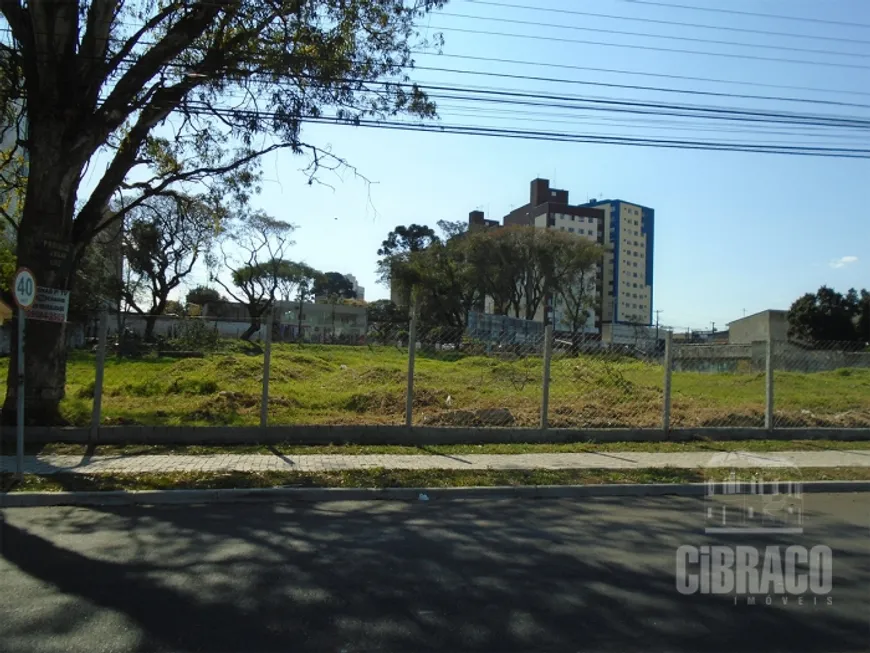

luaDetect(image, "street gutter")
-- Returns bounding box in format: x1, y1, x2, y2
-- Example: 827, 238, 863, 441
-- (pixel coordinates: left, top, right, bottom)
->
3, 481, 870, 507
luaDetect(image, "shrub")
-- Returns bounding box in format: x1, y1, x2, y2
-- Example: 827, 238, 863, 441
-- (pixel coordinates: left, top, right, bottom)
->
171, 319, 221, 352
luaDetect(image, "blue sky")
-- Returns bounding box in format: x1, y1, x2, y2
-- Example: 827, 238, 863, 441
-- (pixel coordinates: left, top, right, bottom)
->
186, 0, 870, 332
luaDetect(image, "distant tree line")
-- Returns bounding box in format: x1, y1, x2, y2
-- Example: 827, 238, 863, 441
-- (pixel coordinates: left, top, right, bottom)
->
787, 286, 870, 344
372, 220, 604, 346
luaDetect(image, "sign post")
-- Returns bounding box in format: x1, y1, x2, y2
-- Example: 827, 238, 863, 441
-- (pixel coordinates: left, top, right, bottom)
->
12, 268, 36, 480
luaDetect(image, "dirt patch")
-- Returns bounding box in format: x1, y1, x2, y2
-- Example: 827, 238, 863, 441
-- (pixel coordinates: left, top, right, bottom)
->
189, 391, 259, 422
548, 401, 662, 428
774, 409, 870, 428
344, 388, 440, 414
420, 407, 516, 427
102, 415, 144, 426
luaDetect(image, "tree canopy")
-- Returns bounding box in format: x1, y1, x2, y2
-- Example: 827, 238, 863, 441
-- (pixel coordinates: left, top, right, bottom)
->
788, 286, 870, 344
120, 193, 218, 339
0, 0, 447, 422
313, 272, 357, 301
378, 222, 605, 336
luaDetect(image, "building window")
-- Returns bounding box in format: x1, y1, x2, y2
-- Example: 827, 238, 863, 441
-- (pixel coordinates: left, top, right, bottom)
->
633, 272, 638, 278
568, 227, 574, 233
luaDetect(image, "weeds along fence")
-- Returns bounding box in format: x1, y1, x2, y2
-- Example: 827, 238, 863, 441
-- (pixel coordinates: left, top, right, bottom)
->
77, 312, 870, 431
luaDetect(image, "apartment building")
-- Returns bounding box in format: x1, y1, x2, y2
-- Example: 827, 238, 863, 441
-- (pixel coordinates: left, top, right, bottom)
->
580, 198, 655, 326
502, 179, 606, 333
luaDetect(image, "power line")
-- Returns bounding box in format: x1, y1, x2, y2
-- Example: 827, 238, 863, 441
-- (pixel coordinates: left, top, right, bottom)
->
434, 103, 870, 142
7, 26, 870, 101
91, 49, 870, 129
181, 104, 870, 158
416, 64, 870, 112
382, 80, 870, 129
416, 52, 870, 99
428, 25, 870, 71
10, 33, 870, 155
438, 11, 870, 60
155, 65, 870, 130
614, 0, 870, 30
460, 0, 870, 46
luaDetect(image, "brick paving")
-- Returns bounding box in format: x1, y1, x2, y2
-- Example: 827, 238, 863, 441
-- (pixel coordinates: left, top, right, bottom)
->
2, 450, 870, 475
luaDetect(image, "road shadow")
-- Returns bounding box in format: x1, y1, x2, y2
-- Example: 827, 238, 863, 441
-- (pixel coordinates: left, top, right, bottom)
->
1, 494, 868, 652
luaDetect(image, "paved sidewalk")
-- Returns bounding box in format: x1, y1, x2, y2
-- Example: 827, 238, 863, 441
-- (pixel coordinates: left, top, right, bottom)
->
3, 450, 870, 474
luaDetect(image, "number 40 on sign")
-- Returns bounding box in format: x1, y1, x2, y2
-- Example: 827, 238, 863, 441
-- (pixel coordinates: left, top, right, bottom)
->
13, 268, 36, 310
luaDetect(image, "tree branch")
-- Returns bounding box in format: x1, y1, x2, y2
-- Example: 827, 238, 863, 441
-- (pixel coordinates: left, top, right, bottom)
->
98, 2, 224, 125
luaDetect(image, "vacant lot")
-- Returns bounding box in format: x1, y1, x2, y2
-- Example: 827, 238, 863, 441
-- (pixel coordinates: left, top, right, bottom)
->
1, 344, 868, 428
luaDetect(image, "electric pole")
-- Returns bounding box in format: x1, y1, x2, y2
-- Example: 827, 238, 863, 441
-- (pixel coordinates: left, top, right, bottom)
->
655, 309, 663, 342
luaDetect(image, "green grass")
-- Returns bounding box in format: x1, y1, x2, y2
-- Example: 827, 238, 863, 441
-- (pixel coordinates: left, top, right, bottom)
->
4, 466, 869, 493
20, 439, 870, 457
1, 344, 869, 428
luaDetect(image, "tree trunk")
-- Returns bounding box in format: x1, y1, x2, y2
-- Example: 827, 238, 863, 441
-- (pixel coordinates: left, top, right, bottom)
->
241, 316, 261, 342
2, 120, 85, 426
144, 314, 158, 342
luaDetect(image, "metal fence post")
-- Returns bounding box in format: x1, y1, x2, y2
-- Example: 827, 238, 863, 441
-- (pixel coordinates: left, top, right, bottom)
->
765, 334, 774, 432
663, 330, 673, 433
540, 325, 553, 430
91, 305, 109, 442
260, 310, 273, 428
16, 306, 25, 479
405, 315, 417, 427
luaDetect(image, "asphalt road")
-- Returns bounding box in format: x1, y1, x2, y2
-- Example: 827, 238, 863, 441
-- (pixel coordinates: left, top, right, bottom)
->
1, 493, 868, 652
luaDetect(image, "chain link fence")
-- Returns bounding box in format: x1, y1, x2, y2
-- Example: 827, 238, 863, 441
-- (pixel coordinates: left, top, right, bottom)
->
668, 341, 766, 428
411, 322, 545, 428
771, 339, 870, 428
265, 321, 413, 426
548, 335, 664, 428
42, 309, 870, 431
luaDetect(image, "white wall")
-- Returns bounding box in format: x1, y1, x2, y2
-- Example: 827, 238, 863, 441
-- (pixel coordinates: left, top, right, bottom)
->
120, 314, 267, 341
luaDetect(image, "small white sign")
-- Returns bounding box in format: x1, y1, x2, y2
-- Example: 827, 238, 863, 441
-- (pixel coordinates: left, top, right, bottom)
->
13, 267, 36, 309
29, 287, 70, 323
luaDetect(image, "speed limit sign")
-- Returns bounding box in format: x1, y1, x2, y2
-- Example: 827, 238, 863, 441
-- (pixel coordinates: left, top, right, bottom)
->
13, 267, 36, 310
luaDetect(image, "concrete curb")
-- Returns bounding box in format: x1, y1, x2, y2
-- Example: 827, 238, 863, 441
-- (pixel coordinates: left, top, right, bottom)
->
4, 425, 870, 446
3, 481, 870, 507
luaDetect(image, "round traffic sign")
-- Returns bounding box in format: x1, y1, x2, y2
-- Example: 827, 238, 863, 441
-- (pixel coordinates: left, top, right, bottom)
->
13, 267, 36, 310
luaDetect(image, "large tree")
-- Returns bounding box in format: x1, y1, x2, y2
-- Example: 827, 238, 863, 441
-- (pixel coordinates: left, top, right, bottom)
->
787, 286, 862, 343
467, 226, 565, 322
185, 285, 221, 309
409, 236, 480, 334
313, 271, 356, 300
313, 270, 357, 337
857, 289, 870, 344
212, 211, 296, 341
376, 223, 438, 306
120, 193, 217, 340
552, 235, 604, 344
0, 0, 445, 423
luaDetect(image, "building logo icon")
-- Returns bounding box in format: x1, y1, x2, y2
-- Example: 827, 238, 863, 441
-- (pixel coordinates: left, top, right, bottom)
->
702, 451, 803, 535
